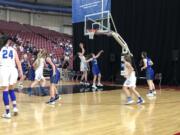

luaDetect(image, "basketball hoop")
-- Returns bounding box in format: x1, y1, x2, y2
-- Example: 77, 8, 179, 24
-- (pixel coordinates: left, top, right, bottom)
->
88, 29, 97, 40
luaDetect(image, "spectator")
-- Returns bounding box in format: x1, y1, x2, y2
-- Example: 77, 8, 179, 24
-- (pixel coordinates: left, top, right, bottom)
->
19, 44, 24, 52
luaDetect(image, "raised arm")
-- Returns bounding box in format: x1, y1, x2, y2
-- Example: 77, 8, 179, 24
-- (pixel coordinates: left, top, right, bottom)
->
79, 43, 85, 56
95, 50, 104, 58
86, 58, 93, 63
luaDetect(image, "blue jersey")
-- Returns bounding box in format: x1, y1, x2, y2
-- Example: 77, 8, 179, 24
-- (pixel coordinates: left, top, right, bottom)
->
28, 66, 35, 81
47, 63, 52, 70
21, 60, 29, 74
146, 58, 152, 69
28, 60, 35, 81
47, 61, 58, 71
92, 58, 98, 67
46, 59, 60, 84
145, 57, 154, 80
91, 58, 100, 75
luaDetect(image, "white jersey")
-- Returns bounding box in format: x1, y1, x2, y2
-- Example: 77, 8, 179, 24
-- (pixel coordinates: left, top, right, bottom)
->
36, 58, 45, 71
79, 55, 86, 65
79, 55, 88, 71
0, 46, 16, 68
0, 46, 18, 86
123, 62, 136, 87
123, 71, 136, 88
34, 58, 45, 81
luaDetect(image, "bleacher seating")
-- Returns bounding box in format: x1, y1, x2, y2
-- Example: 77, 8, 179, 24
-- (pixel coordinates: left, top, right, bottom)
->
0, 20, 73, 69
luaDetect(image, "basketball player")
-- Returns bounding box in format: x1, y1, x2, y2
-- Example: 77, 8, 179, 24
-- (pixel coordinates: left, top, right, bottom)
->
141, 51, 156, 97
0, 38, 23, 118
123, 55, 145, 105
21, 54, 30, 79
29, 50, 46, 96
62, 55, 69, 81
27, 56, 35, 95
86, 50, 104, 89
45, 51, 60, 105
78, 43, 89, 86
18, 54, 30, 87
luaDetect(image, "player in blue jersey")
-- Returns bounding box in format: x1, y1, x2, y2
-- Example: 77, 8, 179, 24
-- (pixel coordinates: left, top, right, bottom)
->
28, 56, 35, 81
86, 50, 104, 89
0, 38, 23, 118
45, 52, 61, 105
21, 54, 30, 79
27, 56, 35, 95
18, 54, 30, 88
141, 51, 156, 97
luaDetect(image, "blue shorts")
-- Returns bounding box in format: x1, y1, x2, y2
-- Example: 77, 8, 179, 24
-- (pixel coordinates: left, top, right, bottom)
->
50, 69, 60, 84
146, 69, 154, 80
28, 67, 35, 81
92, 66, 100, 75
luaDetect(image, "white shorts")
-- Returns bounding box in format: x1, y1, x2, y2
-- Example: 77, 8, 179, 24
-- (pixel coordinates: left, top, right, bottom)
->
0, 67, 18, 86
123, 72, 136, 88
35, 68, 44, 81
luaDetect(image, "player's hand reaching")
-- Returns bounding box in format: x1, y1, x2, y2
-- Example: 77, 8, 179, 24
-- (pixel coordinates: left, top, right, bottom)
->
79, 43, 84, 48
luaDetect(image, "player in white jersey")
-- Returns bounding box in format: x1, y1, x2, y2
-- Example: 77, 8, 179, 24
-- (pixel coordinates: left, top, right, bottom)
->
28, 50, 46, 96
122, 55, 145, 105
0, 38, 23, 119
78, 43, 89, 85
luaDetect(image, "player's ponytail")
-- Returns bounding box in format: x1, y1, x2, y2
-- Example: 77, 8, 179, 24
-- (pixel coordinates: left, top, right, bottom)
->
141, 51, 147, 58
33, 49, 47, 69
33, 51, 42, 69
0, 33, 9, 49
124, 55, 132, 64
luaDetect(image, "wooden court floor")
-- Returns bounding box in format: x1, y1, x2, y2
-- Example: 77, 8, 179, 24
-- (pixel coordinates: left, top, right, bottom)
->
0, 82, 180, 135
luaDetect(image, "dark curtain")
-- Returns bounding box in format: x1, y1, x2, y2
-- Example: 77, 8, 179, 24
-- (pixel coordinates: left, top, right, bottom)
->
73, 0, 180, 84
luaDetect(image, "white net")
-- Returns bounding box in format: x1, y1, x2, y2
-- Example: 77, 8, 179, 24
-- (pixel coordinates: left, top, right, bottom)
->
88, 32, 95, 39
88, 29, 97, 39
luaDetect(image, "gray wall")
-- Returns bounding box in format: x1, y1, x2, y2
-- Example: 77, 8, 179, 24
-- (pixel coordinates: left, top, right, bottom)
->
0, 7, 72, 35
